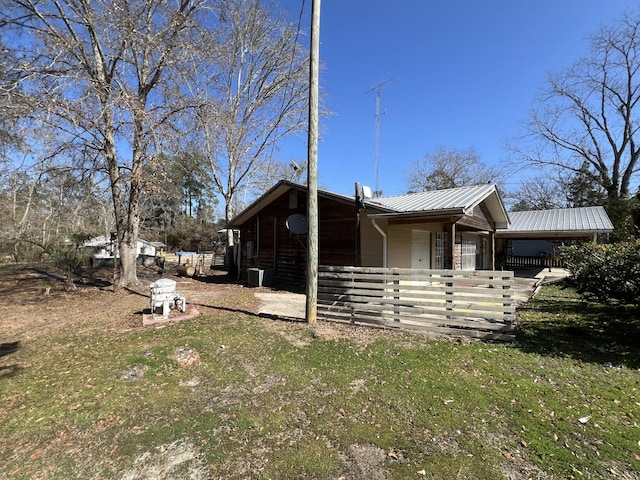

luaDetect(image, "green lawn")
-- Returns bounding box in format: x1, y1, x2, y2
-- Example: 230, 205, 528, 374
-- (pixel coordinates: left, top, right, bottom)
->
1, 282, 639, 479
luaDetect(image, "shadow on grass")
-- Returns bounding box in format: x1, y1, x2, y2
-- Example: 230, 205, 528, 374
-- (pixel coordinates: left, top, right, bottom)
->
0, 341, 20, 357
192, 272, 240, 285
193, 272, 305, 294
515, 281, 640, 369
0, 342, 21, 379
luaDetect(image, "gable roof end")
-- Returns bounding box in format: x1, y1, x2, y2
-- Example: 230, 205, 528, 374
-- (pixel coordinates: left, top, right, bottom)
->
225, 180, 389, 228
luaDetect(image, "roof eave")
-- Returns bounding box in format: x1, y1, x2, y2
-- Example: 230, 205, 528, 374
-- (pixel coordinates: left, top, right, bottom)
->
225, 180, 292, 228
367, 208, 466, 219
496, 228, 614, 237
225, 180, 388, 228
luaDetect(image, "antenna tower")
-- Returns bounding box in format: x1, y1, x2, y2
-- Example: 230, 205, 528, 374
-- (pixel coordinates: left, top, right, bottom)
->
366, 78, 392, 196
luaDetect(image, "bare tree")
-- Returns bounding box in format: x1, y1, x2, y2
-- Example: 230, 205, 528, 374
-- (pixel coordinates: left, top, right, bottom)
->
405, 146, 503, 192
1, 0, 206, 285
508, 175, 567, 211
0, 134, 111, 261
238, 157, 307, 208
510, 12, 640, 234
183, 0, 309, 246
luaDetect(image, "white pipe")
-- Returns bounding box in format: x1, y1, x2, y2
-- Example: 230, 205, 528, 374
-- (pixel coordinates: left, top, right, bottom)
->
235, 230, 241, 281
371, 217, 388, 268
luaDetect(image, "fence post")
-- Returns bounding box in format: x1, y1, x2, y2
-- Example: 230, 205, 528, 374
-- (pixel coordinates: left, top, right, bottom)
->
393, 268, 400, 322
502, 272, 512, 325
445, 272, 454, 320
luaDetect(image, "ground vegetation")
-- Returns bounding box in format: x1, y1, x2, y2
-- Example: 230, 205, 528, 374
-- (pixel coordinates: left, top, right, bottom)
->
0, 263, 638, 479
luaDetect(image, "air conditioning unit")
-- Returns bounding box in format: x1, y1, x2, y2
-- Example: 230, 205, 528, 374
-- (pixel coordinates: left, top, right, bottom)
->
262, 269, 275, 287
247, 268, 275, 287
247, 268, 263, 287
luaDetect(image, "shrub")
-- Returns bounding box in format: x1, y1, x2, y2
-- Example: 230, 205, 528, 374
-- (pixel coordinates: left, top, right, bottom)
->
37, 237, 90, 291
560, 241, 640, 305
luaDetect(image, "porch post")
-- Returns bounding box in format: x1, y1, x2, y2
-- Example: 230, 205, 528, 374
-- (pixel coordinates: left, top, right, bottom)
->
490, 231, 495, 270
449, 222, 456, 270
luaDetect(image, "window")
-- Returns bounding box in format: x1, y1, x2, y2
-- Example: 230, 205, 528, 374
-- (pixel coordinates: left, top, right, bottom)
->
461, 234, 476, 270
435, 231, 446, 269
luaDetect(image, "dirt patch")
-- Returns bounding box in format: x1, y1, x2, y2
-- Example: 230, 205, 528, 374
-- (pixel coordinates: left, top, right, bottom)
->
119, 439, 209, 480
172, 346, 200, 368
120, 365, 148, 382
0, 263, 448, 351
339, 444, 389, 480
0, 264, 260, 345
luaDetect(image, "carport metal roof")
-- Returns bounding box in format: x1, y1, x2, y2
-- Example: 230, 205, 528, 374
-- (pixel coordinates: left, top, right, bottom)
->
496, 206, 613, 239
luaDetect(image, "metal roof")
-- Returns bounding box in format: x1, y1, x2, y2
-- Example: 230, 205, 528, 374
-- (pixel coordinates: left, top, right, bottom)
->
498, 206, 614, 233
366, 183, 496, 212
226, 180, 376, 227
365, 184, 510, 228
226, 181, 516, 230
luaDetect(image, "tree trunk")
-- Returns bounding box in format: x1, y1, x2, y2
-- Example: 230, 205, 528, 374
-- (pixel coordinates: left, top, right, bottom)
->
65, 269, 77, 291
118, 240, 138, 286
224, 196, 237, 277
225, 197, 235, 247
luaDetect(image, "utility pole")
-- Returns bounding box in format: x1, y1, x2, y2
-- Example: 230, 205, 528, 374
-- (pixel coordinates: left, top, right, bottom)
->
366, 79, 392, 196
306, 0, 320, 325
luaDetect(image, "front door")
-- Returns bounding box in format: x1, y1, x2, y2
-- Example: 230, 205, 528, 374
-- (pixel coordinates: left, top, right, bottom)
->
411, 230, 431, 269
481, 237, 490, 269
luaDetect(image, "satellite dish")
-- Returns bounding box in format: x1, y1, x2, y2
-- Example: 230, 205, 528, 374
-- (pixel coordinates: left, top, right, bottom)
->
362, 185, 372, 199
286, 213, 308, 234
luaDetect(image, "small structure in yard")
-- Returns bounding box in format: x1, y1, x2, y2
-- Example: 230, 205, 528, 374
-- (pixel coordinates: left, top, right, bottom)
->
83, 235, 165, 267
143, 278, 200, 326
149, 278, 186, 318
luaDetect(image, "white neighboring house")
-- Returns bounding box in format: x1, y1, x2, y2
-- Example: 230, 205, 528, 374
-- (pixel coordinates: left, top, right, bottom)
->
83, 235, 165, 267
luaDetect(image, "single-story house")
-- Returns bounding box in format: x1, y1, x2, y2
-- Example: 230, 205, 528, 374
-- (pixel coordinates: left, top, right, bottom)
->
226, 180, 616, 285
225, 180, 512, 285
82, 235, 165, 267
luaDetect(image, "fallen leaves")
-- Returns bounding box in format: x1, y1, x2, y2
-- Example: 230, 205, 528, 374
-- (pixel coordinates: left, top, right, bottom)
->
578, 415, 591, 424
432, 394, 454, 405
387, 449, 404, 460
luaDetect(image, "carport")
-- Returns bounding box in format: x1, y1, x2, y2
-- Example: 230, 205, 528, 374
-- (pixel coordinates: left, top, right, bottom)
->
496, 206, 614, 269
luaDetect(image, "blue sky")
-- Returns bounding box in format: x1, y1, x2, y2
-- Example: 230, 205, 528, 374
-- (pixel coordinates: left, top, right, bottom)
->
277, 0, 639, 198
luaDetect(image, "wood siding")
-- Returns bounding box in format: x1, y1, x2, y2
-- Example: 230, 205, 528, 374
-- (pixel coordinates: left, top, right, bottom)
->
359, 212, 385, 267
457, 205, 494, 231
234, 185, 503, 283
237, 190, 359, 285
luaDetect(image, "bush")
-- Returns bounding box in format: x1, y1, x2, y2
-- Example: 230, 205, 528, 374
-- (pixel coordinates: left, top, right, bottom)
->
560, 241, 640, 305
